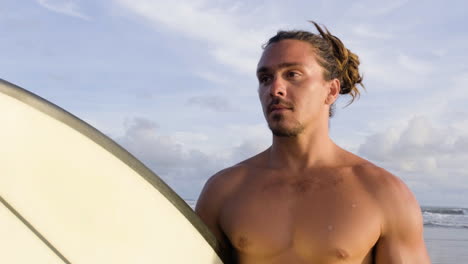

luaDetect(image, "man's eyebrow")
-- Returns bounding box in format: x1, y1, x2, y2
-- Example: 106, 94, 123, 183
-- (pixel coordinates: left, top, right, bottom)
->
256, 62, 303, 74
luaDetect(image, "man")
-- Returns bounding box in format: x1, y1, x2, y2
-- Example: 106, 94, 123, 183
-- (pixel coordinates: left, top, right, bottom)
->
195, 22, 431, 264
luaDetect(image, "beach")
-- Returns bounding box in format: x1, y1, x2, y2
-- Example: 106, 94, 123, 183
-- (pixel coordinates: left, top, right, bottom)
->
424, 226, 468, 264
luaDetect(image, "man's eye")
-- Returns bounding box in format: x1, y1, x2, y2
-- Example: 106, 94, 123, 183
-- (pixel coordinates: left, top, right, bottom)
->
258, 75, 271, 83
287, 71, 300, 78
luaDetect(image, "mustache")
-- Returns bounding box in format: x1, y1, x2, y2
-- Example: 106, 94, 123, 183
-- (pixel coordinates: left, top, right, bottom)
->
268, 98, 294, 111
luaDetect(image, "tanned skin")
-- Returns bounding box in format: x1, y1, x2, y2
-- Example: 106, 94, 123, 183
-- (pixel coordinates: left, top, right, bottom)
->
196, 39, 431, 264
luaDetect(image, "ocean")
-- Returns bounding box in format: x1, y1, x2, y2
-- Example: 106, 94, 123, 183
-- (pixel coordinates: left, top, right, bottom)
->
422, 207, 468, 263
422, 206, 468, 229
186, 200, 468, 263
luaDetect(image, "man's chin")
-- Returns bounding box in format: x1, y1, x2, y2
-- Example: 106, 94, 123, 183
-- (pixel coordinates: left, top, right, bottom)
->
269, 125, 304, 137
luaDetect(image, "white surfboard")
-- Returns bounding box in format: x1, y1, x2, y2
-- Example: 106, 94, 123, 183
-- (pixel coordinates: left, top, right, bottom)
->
0, 79, 225, 264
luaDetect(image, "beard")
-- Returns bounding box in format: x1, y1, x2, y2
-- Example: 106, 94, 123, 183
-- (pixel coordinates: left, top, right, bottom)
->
268, 113, 305, 137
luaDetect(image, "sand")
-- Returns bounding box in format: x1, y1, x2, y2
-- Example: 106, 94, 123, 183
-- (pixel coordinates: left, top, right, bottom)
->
424, 226, 468, 264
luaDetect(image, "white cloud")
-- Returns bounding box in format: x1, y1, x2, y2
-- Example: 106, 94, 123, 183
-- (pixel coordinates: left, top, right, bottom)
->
449, 72, 468, 100
114, 117, 224, 197
398, 117, 436, 148
193, 70, 228, 85
357, 49, 436, 92
228, 139, 268, 164
356, 50, 410, 89
353, 24, 392, 40
357, 127, 400, 161
349, 0, 409, 17
114, 0, 275, 75
358, 116, 468, 205
173, 131, 209, 146
114, 115, 467, 205
397, 54, 434, 75
187, 95, 236, 112
116, 118, 216, 172
389, 71, 468, 125
113, 117, 271, 198
36, 0, 91, 21
220, 123, 270, 163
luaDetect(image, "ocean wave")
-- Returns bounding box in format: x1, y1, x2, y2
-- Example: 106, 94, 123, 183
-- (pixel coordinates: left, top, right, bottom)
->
421, 207, 467, 215
424, 222, 468, 229
423, 210, 468, 229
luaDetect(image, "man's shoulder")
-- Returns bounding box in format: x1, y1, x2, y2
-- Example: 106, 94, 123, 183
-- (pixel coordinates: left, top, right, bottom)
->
337, 150, 400, 189
203, 151, 268, 191
351, 161, 414, 201
351, 160, 422, 230
199, 160, 258, 203
351, 163, 429, 261
203, 164, 249, 193
195, 163, 252, 227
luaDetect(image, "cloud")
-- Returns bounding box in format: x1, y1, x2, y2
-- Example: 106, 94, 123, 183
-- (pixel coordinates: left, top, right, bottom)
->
114, 115, 466, 205
36, 0, 91, 21
397, 54, 434, 75
349, 0, 409, 17
221, 123, 270, 163
228, 139, 268, 163
114, 118, 223, 197
114, 0, 275, 75
358, 116, 468, 203
387, 71, 468, 125
352, 24, 393, 40
114, 117, 270, 198
193, 70, 228, 85
116, 117, 215, 173
173, 131, 209, 145
449, 72, 468, 101
187, 95, 235, 112
357, 127, 400, 161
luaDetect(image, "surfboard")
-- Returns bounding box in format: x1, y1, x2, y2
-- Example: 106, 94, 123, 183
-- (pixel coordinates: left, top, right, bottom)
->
0, 79, 225, 264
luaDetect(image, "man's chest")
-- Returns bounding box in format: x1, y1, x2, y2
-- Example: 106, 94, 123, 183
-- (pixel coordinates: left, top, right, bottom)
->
219, 174, 381, 262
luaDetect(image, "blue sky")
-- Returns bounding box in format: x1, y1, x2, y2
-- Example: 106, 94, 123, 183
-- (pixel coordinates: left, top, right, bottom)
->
2, 0, 467, 207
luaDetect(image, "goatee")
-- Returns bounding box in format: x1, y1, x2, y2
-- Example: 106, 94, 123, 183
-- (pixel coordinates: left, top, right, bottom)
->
269, 114, 304, 137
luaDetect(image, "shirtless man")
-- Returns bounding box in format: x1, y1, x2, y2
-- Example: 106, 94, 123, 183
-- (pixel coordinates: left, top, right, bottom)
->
195, 22, 431, 264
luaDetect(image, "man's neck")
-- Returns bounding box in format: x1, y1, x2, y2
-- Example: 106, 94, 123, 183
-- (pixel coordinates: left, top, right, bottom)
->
267, 127, 338, 172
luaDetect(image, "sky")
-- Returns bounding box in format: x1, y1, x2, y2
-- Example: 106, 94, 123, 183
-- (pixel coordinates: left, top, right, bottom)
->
1, 0, 467, 207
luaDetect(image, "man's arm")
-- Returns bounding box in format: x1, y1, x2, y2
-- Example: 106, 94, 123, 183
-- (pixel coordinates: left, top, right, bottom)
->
373, 171, 431, 263
195, 169, 239, 264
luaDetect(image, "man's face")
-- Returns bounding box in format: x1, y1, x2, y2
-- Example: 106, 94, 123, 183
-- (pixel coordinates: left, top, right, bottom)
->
257, 39, 332, 137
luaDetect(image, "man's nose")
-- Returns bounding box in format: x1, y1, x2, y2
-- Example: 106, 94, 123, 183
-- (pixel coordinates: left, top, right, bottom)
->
269, 76, 286, 97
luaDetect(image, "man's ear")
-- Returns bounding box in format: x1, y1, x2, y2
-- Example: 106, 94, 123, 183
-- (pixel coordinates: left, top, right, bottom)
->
325, 78, 340, 105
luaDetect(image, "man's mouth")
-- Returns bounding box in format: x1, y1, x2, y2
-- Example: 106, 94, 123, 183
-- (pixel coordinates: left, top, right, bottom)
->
269, 105, 290, 113
267, 98, 294, 114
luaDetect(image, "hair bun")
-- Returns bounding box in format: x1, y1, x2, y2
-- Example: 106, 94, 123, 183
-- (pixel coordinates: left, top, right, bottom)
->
311, 21, 364, 103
